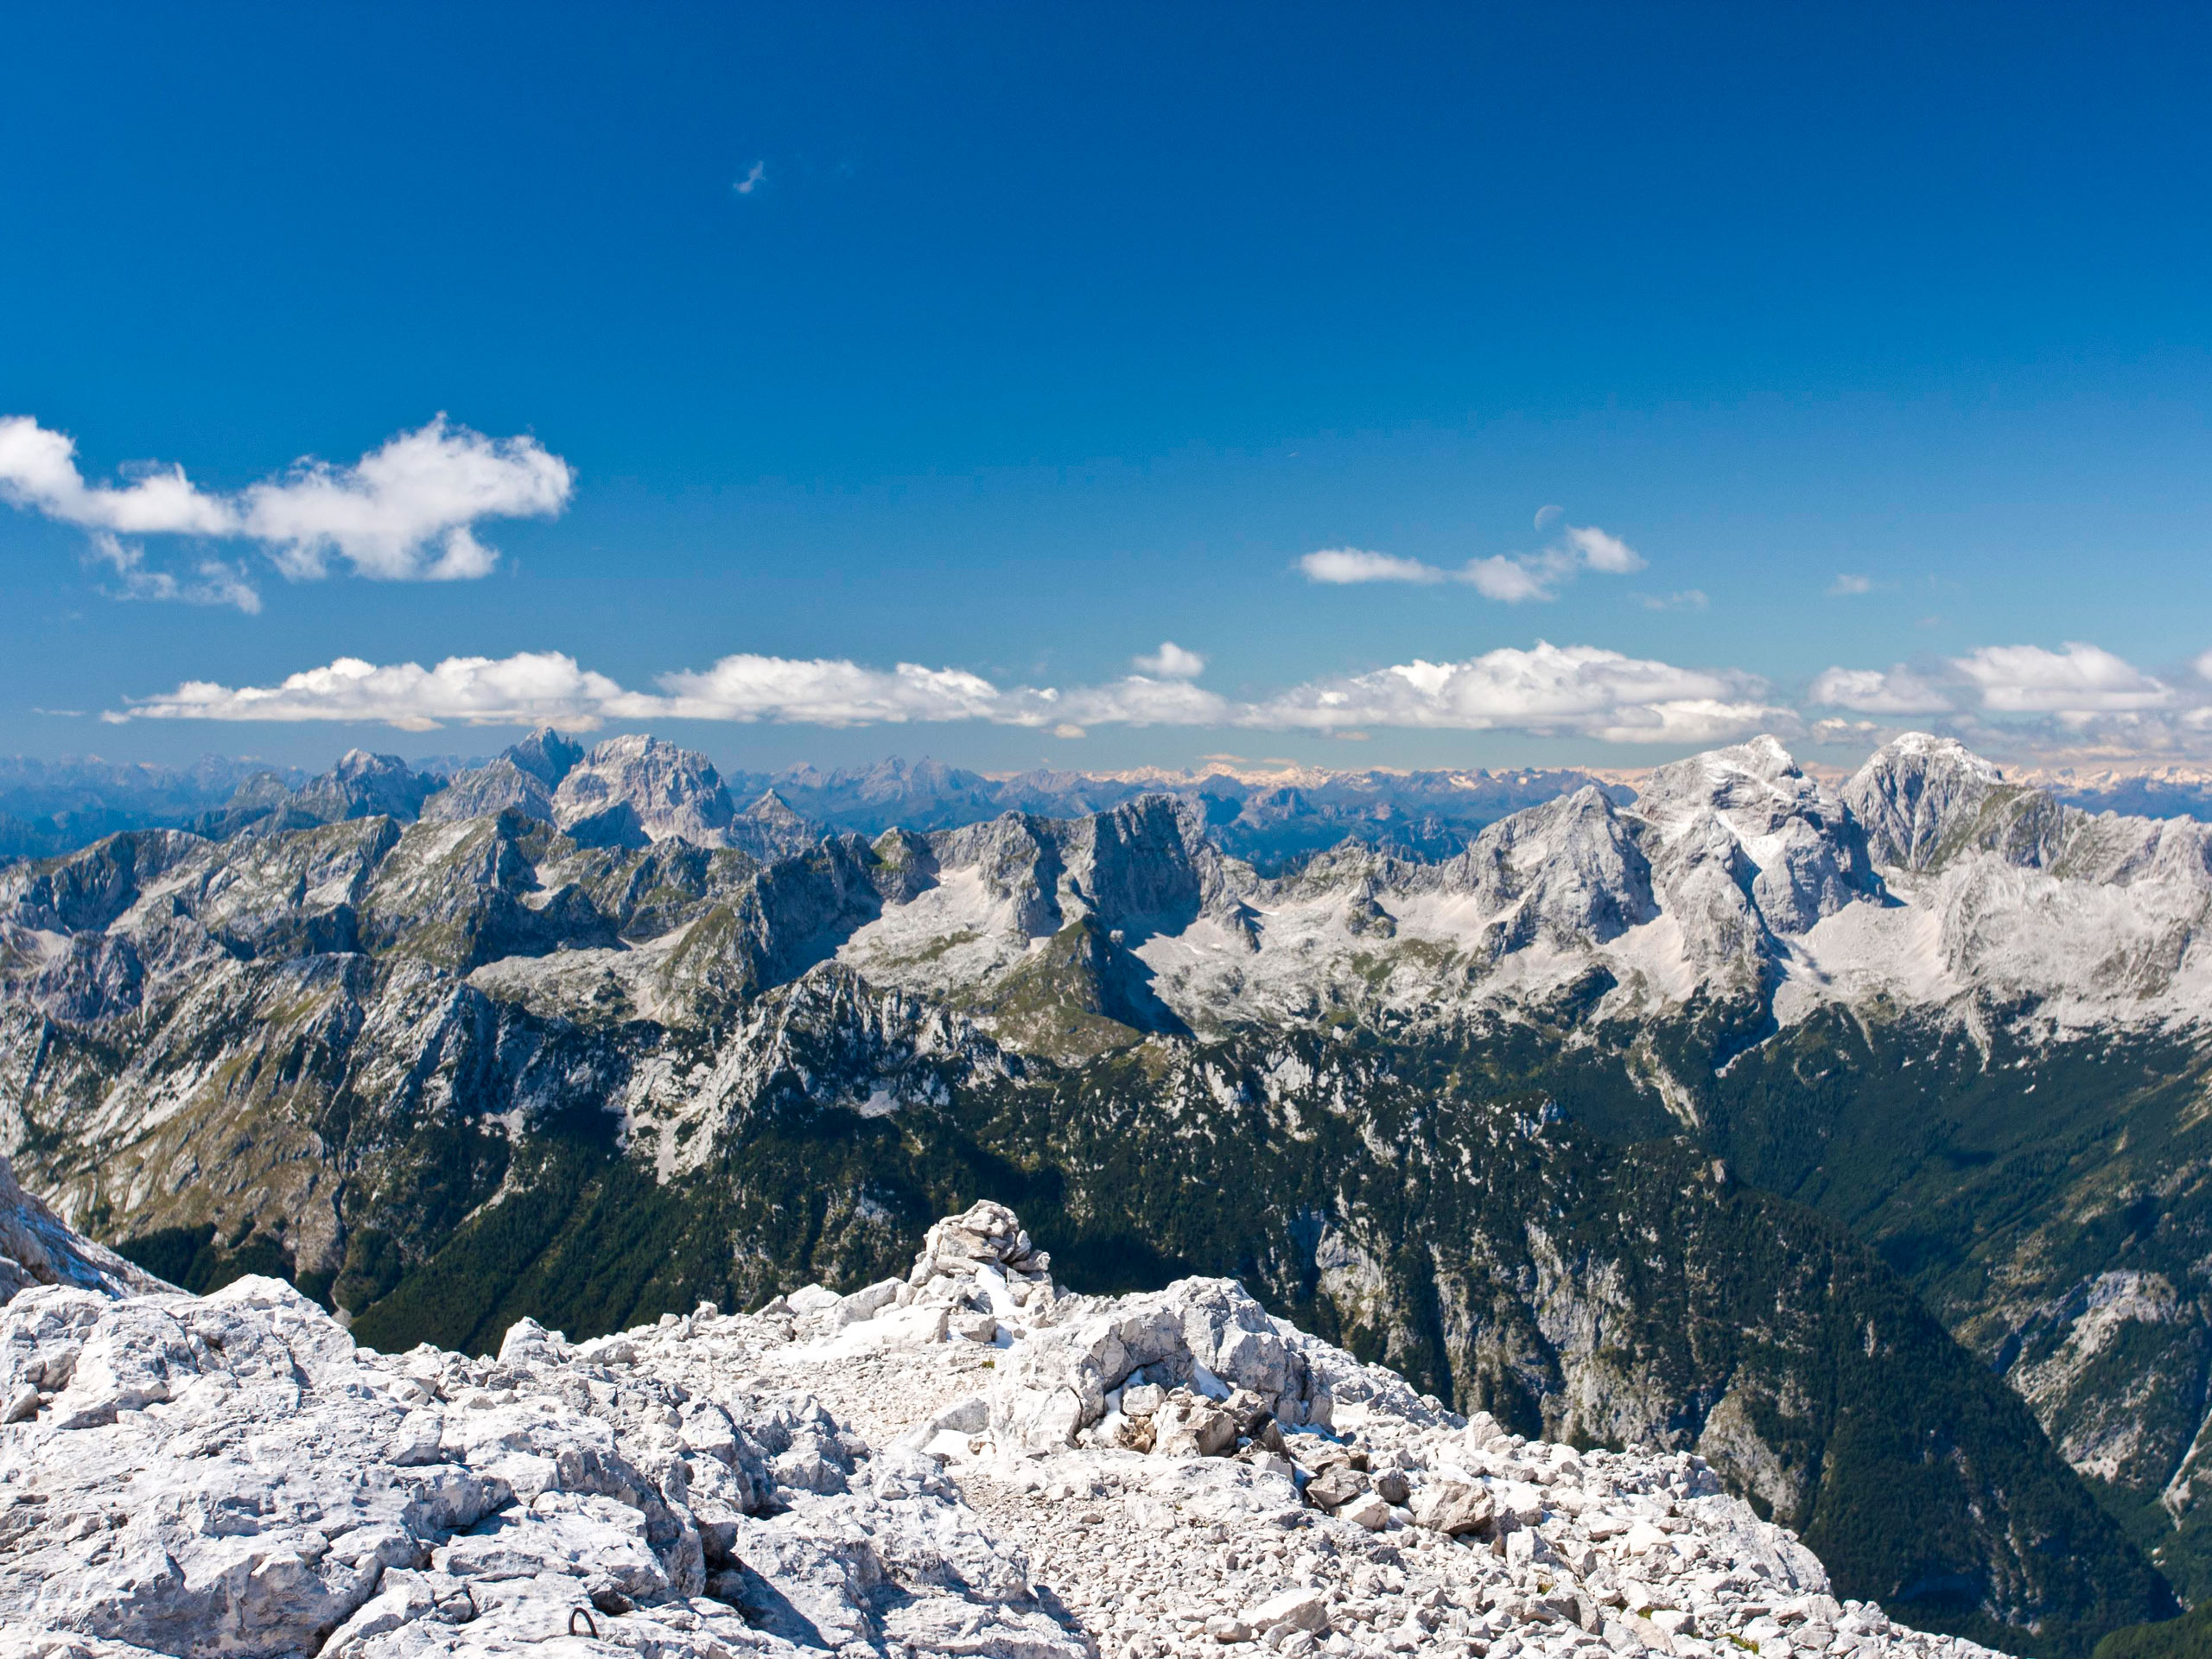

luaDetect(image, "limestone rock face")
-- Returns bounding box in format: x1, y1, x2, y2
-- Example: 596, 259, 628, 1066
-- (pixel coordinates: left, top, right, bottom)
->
1844, 734, 2010, 872
419, 758, 555, 826
554, 736, 740, 850
0, 1152, 166, 1308
0, 1200, 2014, 1659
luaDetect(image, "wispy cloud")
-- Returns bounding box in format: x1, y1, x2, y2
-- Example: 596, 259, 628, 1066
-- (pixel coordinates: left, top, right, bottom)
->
89, 532, 262, 614
734, 161, 767, 196
0, 414, 574, 600
1634, 588, 1709, 611
1298, 521, 1647, 603
1298, 548, 1441, 584
1827, 574, 1874, 596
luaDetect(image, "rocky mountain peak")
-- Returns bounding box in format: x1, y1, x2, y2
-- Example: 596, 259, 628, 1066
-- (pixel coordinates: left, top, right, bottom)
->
1844, 732, 2014, 871
554, 734, 738, 849
727, 789, 823, 861
1638, 734, 1817, 822
504, 725, 586, 789
419, 755, 556, 825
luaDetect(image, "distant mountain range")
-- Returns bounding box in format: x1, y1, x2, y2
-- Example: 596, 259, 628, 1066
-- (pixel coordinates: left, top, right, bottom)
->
16, 726, 2212, 1651
12, 735, 2212, 874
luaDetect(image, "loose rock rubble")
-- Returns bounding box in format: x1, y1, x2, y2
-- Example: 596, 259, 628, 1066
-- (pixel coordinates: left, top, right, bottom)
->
0, 1192, 2012, 1659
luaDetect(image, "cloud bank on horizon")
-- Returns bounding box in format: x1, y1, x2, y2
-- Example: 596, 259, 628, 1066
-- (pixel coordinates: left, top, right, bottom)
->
99, 637, 2212, 760
19, 419, 2211, 765
0, 414, 573, 610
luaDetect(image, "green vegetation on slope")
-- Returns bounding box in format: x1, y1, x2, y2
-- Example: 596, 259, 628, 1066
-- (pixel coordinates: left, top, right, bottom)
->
329, 1023, 2172, 1657
2094, 1602, 2212, 1659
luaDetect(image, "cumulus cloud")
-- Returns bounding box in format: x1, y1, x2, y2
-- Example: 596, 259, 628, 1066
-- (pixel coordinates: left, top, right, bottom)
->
1248, 642, 1787, 743
241, 416, 572, 581
1058, 675, 1234, 728
1133, 641, 1206, 678
1299, 523, 1646, 602
652, 656, 1015, 727
0, 413, 573, 597
111, 652, 640, 732
0, 417, 237, 536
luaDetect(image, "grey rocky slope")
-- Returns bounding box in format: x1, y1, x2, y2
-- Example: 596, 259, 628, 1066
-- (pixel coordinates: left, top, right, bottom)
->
0, 1152, 166, 1306
1, 731, 2208, 1644
0, 1196, 2005, 1659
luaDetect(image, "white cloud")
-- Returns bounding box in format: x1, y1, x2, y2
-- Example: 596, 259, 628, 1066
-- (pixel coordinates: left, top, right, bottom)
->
1058, 675, 1234, 728
0, 416, 237, 536
734, 161, 766, 195
1827, 574, 1873, 596
1462, 552, 1567, 602
108, 640, 1773, 745
1952, 642, 2171, 716
1814, 641, 2177, 734
241, 416, 573, 581
1561, 524, 1645, 574
114, 636, 2212, 764
89, 533, 263, 614
1133, 641, 1206, 678
1299, 548, 1441, 584
1807, 663, 1958, 715
1300, 522, 1646, 603
111, 652, 638, 732
652, 656, 1014, 727
0, 413, 573, 596
653, 654, 1236, 730
1245, 641, 1789, 743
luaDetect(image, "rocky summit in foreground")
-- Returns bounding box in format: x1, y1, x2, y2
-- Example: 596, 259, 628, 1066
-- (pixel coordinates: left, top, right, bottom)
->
1, 1195, 2001, 1659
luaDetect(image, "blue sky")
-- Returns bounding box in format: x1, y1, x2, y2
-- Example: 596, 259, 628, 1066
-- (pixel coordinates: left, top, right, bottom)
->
5, 2, 2212, 775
